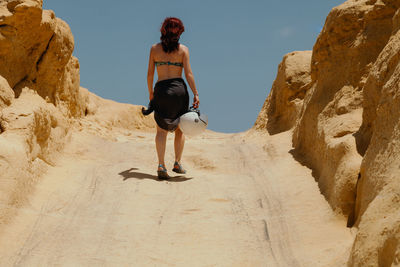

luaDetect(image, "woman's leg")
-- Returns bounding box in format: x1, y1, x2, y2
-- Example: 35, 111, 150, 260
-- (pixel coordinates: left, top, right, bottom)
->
174, 126, 185, 163
156, 125, 168, 169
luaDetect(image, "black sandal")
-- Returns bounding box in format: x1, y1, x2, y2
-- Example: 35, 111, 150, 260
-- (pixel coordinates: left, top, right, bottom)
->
157, 164, 170, 180
172, 161, 186, 174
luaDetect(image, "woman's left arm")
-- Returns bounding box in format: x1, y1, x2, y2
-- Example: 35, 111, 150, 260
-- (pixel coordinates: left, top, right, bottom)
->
182, 46, 199, 108
147, 46, 156, 100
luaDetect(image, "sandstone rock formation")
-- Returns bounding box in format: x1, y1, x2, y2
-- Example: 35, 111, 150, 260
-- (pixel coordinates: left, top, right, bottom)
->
0, 75, 14, 109
292, 0, 400, 217
0, 87, 68, 222
6, 0, 400, 265
78, 87, 155, 139
0, 0, 86, 117
349, 7, 400, 266
0, 0, 154, 226
254, 51, 312, 134
255, 0, 400, 265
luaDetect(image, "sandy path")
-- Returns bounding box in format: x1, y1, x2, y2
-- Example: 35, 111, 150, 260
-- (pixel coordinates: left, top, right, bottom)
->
0, 128, 353, 266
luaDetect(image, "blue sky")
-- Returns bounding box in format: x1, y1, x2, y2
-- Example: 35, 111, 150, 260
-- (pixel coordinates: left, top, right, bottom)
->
43, 0, 344, 133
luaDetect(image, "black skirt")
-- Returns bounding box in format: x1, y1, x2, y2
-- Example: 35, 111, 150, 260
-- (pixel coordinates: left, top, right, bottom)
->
153, 77, 189, 131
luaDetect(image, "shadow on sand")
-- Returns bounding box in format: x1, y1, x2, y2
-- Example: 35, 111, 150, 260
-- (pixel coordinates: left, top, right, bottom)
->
289, 148, 358, 227
118, 168, 193, 182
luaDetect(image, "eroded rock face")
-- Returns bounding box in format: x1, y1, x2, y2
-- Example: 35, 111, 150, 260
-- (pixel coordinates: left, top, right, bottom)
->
0, 75, 14, 110
254, 51, 312, 134
0, 87, 68, 224
292, 0, 400, 216
0, 0, 82, 117
349, 10, 400, 265
0, 0, 155, 227
78, 87, 155, 137
256, 0, 400, 265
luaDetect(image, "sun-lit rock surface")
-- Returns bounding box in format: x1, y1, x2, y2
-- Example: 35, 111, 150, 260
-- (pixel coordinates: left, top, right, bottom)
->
3, 0, 400, 265
256, 0, 400, 265
292, 0, 399, 217
0, 0, 154, 225
349, 7, 400, 266
254, 51, 312, 134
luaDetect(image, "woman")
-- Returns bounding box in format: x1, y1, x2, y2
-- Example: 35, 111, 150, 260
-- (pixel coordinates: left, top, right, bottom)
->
146, 17, 199, 180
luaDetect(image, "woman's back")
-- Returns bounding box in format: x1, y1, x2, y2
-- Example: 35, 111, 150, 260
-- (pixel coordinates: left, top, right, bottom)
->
153, 43, 185, 82
145, 16, 200, 179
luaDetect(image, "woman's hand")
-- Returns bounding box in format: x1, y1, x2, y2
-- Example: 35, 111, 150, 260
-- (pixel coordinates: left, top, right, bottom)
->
149, 91, 154, 101
193, 94, 199, 108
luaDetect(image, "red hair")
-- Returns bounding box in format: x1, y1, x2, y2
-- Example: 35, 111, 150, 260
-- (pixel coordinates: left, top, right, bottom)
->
160, 17, 185, 53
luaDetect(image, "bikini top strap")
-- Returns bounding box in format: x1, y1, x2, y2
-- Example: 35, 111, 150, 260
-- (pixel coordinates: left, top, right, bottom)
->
155, 61, 183, 67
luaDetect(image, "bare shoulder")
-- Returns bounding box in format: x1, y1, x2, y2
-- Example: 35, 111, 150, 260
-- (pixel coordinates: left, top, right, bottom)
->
151, 43, 162, 52
180, 44, 189, 57
180, 44, 189, 52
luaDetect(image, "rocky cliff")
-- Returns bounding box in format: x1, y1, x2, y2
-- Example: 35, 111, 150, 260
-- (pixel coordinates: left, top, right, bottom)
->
255, 0, 400, 265
0, 0, 153, 226
254, 51, 312, 134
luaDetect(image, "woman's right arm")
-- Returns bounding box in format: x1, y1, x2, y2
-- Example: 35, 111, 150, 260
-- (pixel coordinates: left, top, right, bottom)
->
147, 45, 156, 100
182, 46, 200, 108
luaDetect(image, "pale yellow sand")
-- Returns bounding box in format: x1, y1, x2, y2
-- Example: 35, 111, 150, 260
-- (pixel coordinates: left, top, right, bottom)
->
0, 128, 353, 266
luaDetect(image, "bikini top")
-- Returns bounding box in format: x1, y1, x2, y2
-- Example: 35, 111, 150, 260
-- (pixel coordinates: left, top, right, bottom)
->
155, 61, 183, 67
